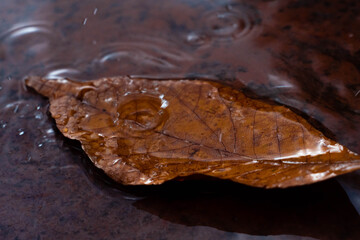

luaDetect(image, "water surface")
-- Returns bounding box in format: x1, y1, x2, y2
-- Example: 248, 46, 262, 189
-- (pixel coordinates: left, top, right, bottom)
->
1, 0, 360, 239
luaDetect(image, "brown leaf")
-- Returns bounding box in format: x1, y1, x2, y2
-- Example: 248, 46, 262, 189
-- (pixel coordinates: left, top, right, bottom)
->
25, 76, 360, 188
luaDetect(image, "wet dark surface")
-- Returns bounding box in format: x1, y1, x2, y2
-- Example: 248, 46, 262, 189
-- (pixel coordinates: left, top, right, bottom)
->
0, 0, 360, 239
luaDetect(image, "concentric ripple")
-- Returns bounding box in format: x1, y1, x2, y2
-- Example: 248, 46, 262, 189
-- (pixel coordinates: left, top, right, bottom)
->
117, 94, 169, 137
1, 21, 59, 63
97, 36, 192, 75
197, 3, 260, 41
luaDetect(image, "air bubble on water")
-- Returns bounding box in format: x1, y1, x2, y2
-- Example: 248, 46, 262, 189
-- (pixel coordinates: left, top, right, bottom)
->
187, 32, 198, 42
46, 128, 54, 135
34, 112, 43, 119
1, 121, 7, 128
186, 32, 209, 45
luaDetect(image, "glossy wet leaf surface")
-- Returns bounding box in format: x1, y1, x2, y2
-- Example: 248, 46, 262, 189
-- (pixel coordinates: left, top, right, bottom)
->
26, 76, 360, 188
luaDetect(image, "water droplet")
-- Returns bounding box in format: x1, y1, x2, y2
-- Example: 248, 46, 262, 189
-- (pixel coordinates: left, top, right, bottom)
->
0, 121, 7, 129
355, 90, 360, 97
13, 105, 19, 113
46, 128, 54, 135
206, 12, 245, 37
112, 158, 121, 165
159, 94, 169, 109
117, 94, 168, 137
186, 32, 210, 45
34, 112, 43, 120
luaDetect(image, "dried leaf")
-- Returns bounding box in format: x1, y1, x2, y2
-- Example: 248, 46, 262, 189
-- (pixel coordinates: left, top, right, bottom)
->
26, 76, 360, 188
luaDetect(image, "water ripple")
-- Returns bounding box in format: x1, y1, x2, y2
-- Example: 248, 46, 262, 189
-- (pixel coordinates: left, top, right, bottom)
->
1, 21, 59, 63
45, 68, 82, 79
187, 3, 260, 44
96, 36, 193, 74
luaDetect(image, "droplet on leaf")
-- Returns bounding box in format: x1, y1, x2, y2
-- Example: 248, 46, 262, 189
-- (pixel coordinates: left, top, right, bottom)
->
26, 76, 360, 188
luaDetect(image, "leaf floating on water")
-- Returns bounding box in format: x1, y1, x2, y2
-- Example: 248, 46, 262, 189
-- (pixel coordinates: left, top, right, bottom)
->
25, 76, 360, 188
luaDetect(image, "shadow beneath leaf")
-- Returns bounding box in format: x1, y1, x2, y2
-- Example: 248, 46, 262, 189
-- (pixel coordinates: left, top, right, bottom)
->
62, 135, 360, 239
133, 179, 360, 239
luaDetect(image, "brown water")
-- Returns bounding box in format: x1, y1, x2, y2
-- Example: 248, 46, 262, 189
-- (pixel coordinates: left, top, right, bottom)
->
1, 0, 360, 239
